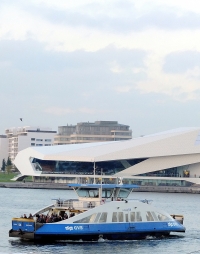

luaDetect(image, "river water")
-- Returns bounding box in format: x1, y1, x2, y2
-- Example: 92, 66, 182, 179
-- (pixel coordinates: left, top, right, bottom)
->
1, 188, 200, 254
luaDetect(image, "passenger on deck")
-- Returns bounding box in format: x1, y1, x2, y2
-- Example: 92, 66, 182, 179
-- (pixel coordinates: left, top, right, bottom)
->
46, 215, 51, 223
64, 213, 68, 219
23, 214, 27, 218
53, 214, 59, 222
28, 213, 33, 219
37, 214, 46, 223
88, 202, 93, 208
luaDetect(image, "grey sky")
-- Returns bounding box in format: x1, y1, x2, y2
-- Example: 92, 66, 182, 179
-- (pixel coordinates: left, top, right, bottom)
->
163, 51, 200, 73
1, 0, 200, 137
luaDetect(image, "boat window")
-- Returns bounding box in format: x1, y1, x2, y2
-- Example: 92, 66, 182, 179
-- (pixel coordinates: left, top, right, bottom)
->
89, 213, 97, 223
151, 211, 159, 221
118, 212, 124, 222
89, 190, 99, 198
156, 212, 172, 221
112, 212, 117, 222
99, 212, 107, 223
146, 211, 154, 221
118, 188, 131, 198
94, 213, 101, 223
74, 213, 97, 223
76, 188, 99, 198
74, 214, 93, 223
125, 214, 129, 222
102, 189, 113, 198
77, 189, 89, 197
130, 212, 135, 222
136, 212, 142, 221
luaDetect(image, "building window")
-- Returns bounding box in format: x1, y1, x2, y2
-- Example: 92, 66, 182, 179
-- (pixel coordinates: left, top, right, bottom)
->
45, 139, 51, 142
31, 138, 35, 141
36, 139, 43, 141
31, 143, 35, 146
36, 144, 43, 146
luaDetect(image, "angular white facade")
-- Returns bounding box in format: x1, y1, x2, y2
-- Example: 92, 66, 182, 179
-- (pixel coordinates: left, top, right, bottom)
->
14, 127, 200, 186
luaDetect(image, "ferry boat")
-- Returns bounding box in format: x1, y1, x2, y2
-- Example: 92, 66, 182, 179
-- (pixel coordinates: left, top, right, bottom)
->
9, 183, 185, 241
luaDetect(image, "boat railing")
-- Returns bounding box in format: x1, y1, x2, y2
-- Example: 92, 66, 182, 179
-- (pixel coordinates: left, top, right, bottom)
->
171, 214, 184, 224
128, 198, 153, 204
55, 199, 78, 208
54, 199, 102, 210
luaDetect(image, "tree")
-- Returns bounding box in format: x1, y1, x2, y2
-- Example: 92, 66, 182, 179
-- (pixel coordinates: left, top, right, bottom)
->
6, 165, 12, 174
1, 159, 6, 171
6, 157, 12, 174
6, 157, 12, 166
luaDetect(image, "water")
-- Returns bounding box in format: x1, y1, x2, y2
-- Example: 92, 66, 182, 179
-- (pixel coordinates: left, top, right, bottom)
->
1, 188, 200, 254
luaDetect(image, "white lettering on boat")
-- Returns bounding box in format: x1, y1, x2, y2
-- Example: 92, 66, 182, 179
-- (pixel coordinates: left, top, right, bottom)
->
65, 226, 83, 231
65, 226, 73, 231
167, 222, 177, 227
74, 226, 83, 230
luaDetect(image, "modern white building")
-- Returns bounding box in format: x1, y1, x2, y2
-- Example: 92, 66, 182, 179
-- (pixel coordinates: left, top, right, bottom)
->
14, 127, 200, 186
0, 135, 8, 168
6, 126, 57, 162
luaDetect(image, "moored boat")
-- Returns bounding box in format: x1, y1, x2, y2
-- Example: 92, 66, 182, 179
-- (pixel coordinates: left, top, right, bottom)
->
9, 183, 185, 241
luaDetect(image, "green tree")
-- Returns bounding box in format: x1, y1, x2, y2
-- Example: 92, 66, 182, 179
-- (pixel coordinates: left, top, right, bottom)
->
1, 159, 6, 171
6, 157, 12, 174
6, 165, 12, 174
6, 157, 12, 166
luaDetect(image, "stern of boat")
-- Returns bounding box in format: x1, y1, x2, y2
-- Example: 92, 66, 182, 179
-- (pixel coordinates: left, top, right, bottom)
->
9, 218, 35, 239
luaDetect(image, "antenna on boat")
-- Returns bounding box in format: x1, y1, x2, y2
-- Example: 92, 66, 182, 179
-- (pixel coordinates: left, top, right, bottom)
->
100, 168, 103, 200
93, 161, 96, 184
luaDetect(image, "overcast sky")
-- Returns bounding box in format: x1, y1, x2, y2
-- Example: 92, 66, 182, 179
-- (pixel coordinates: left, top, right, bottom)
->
1, 0, 200, 137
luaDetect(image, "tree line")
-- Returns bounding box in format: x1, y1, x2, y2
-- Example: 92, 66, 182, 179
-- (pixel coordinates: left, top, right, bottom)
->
1, 157, 13, 173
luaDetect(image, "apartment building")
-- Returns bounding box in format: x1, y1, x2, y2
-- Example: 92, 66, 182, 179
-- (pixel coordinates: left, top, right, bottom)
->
6, 126, 56, 162
54, 121, 132, 145
0, 135, 8, 166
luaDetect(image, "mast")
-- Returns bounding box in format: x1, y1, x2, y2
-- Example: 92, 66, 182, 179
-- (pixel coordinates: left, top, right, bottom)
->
93, 161, 96, 184
100, 168, 103, 200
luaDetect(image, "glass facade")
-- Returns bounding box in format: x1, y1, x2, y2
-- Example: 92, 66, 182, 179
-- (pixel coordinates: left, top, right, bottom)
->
31, 158, 194, 187
32, 158, 147, 175
137, 166, 191, 178
127, 178, 192, 187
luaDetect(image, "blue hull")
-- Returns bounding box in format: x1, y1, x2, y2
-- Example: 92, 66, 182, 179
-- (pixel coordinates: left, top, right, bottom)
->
34, 221, 185, 241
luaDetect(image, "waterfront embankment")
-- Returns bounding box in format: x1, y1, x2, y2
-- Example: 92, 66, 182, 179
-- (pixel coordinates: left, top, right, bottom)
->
0, 182, 72, 190
1, 182, 200, 193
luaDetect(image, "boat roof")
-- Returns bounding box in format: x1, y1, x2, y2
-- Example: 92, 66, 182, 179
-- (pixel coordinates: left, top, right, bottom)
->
68, 183, 139, 189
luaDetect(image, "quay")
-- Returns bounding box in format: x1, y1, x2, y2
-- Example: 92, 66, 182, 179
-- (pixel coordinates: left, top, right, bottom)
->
1, 182, 200, 194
